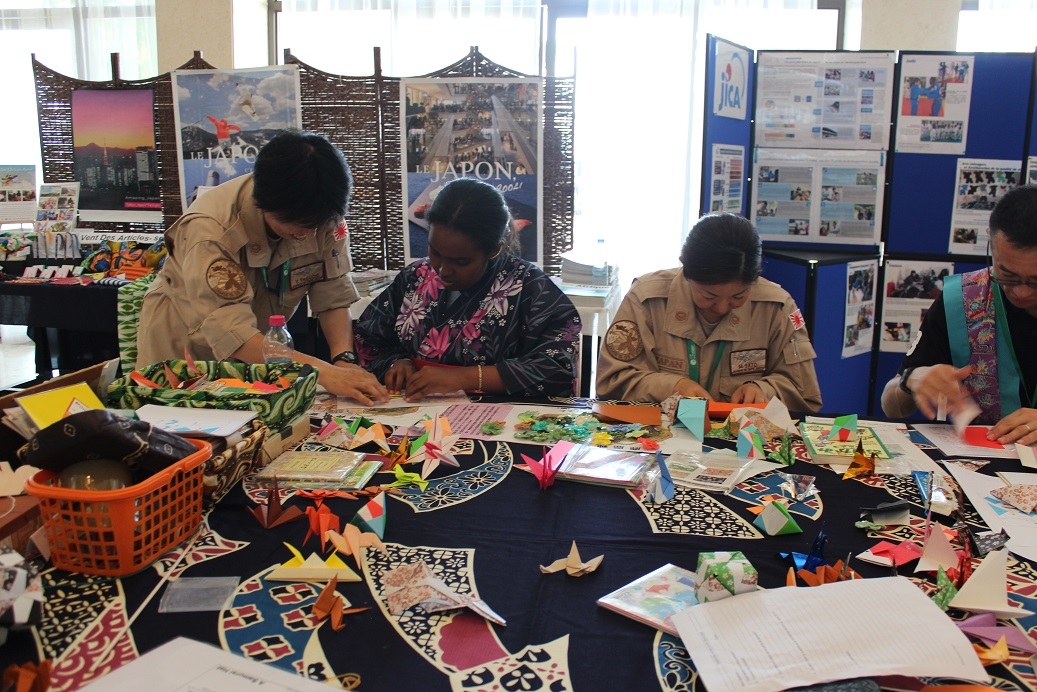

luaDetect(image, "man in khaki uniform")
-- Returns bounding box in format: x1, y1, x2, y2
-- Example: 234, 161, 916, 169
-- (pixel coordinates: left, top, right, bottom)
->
137, 131, 387, 404
596, 214, 822, 411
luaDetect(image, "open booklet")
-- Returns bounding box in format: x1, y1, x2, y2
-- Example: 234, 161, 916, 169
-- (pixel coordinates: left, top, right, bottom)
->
597, 563, 698, 635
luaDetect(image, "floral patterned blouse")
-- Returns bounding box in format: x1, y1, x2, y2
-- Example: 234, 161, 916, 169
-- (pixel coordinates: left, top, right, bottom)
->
354, 255, 581, 396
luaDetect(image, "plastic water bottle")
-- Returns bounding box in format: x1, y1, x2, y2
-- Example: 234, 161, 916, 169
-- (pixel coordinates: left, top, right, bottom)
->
262, 315, 294, 366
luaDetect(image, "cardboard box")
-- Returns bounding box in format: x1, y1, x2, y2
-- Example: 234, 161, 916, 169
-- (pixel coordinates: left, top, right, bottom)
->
0, 495, 41, 556
695, 550, 758, 603
0, 359, 120, 463
261, 412, 311, 463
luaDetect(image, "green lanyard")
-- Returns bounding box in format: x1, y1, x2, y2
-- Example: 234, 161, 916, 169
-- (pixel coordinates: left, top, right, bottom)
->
993, 286, 1037, 408
261, 260, 291, 316
686, 340, 727, 392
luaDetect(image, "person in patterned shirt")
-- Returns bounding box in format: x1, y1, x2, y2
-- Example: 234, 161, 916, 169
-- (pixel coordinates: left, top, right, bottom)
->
354, 178, 581, 399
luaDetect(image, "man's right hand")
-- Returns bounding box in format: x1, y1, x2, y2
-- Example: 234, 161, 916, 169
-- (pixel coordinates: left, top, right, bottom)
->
907, 364, 972, 419
673, 378, 712, 400
319, 363, 389, 404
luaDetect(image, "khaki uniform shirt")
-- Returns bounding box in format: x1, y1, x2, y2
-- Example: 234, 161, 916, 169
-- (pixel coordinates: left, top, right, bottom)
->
136, 174, 357, 366
596, 269, 822, 411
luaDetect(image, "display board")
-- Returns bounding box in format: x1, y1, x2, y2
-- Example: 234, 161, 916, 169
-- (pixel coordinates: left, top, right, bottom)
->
699, 35, 754, 218
885, 51, 1035, 255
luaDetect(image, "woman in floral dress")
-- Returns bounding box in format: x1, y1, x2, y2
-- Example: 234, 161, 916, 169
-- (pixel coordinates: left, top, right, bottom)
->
354, 178, 581, 399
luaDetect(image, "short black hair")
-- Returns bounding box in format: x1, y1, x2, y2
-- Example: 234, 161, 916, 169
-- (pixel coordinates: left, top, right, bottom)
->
252, 130, 352, 229
989, 184, 1037, 249
425, 178, 510, 255
680, 213, 762, 284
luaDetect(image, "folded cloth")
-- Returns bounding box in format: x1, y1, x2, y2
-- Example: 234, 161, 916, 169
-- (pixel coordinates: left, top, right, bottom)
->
17, 409, 198, 483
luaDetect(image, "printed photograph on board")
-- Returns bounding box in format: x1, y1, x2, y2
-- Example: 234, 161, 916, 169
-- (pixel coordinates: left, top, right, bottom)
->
172, 66, 302, 210
401, 78, 542, 265
71, 89, 161, 223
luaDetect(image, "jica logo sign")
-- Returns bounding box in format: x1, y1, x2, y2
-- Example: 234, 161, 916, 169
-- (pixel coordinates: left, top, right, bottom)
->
715, 48, 748, 120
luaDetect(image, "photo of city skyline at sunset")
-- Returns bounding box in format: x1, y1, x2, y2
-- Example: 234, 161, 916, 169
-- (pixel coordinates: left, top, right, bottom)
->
71, 88, 161, 222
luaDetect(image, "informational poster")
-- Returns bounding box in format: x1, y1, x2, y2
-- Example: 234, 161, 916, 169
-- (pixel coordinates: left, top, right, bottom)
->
843, 259, 877, 358
0, 165, 37, 222
713, 39, 750, 121
751, 148, 884, 245
948, 158, 1020, 256
1027, 156, 1037, 185
401, 78, 542, 266
754, 51, 894, 150
71, 89, 161, 223
879, 260, 954, 353
172, 66, 302, 210
34, 182, 79, 236
894, 54, 974, 155
709, 144, 745, 213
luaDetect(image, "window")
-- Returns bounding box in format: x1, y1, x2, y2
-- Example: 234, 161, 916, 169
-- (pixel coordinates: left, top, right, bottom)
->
957, 0, 1037, 52
0, 1, 157, 197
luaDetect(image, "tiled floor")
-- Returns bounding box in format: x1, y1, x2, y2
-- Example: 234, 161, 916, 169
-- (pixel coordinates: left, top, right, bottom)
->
0, 326, 37, 391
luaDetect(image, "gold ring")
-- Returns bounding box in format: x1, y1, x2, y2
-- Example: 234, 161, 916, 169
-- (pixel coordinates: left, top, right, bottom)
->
1027, 423, 1033, 433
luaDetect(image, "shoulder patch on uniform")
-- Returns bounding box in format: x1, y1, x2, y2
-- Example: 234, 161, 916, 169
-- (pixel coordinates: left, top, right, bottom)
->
206, 258, 247, 300
789, 309, 806, 331
605, 320, 644, 362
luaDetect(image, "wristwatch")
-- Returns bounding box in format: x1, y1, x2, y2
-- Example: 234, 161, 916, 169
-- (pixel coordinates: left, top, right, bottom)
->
899, 367, 916, 394
332, 350, 358, 365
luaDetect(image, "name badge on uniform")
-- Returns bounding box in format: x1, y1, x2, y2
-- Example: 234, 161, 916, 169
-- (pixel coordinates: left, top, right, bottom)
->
730, 349, 766, 375
289, 262, 326, 290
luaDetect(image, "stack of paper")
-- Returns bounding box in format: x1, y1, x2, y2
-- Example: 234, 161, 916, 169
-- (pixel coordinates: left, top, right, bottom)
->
2, 381, 105, 438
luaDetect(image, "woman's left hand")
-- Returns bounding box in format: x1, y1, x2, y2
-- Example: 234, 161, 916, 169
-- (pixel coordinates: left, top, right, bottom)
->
989, 407, 1037, 446
730, 382, 767, 405
403, 367, 460, 402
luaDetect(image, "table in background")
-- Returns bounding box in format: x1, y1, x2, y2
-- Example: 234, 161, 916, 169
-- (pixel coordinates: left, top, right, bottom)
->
0, 280, 120, 383
560, 281, 622, 398
5, 411, 1034, 690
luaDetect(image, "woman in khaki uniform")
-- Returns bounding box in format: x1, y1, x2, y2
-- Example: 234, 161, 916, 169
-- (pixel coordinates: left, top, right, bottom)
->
136, 131, 388, 404
596, 213, 822, 411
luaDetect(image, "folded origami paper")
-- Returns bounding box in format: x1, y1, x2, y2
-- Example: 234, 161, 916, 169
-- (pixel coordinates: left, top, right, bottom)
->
350, 491, 386, 538
950, 549, 1034, 618
383, 560, 505, 626
303, 504, 341, 551
325, 523, 386, 569
539, 541, 604, 577
646, 451, 675, 504
754, 500, 802, 536
736, 421, 767, 460
695, 551, 758, 602
249, 477, 304, 528
826, 413, 858, 442
267, 542, 360, 582
519, 444, 565, 490
311, 575, 369, 631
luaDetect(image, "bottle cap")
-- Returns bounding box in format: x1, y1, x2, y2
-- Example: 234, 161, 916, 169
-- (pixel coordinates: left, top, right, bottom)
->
269, 314, 286, 327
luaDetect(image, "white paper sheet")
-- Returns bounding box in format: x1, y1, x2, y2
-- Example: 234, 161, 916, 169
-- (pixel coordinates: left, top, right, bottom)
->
79, 637, 331, 690
672, 577, 987, 692
944, 462, 1037, 564
913, 423, 1019, 460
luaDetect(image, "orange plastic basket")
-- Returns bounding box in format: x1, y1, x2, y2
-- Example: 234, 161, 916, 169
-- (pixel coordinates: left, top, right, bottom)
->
25, 439, 211, 577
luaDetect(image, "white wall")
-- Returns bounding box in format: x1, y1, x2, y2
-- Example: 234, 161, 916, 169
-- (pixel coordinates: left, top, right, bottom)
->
156, 0, 235, 72
860, 0, 961, 51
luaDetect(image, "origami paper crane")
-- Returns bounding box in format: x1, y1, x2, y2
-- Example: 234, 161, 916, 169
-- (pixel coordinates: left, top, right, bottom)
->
676, 398, 708, 442
842, 439, 875, 480
796, 557, 859, 586
383, 435, 410, 471
350, 491, 386, 538
737, 420, 767, 460
956, 612, 1037, 653
382, 560, 506, 625
972, 637, 1011, 667
783, 529, 829, 572
539, 541, 604, 577
294, 488, 358, 506
303, 504, 341, 551
646, 451, 675, 503
311, 575, 370, 631
766, 433, 795, 466
1, 660, 51, 692
754, 500, 802, 536
863, 540, 923, 567
249, 477, 305, 528
931, 566, 959, 611
266, 542, 360, 582
386, 464, 428, 490
826, 413, 858, 442
325, 523, 386, 570
409, 416, 460, 478
915, 523, 961, 573
519, 444, 565, 490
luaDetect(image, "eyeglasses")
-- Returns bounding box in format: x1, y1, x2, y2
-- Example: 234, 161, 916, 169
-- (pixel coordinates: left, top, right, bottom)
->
986, 237, 1037, 290
990, 271, 1037, 290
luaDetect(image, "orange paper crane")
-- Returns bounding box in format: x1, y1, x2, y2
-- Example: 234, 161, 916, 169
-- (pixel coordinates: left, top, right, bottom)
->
303, 504, 341, 551
311, 575, 370, 631
325, 523, 387, 569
